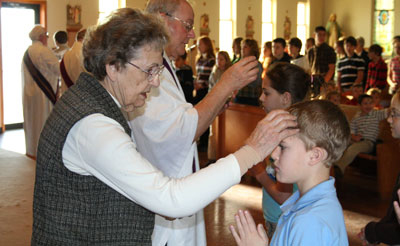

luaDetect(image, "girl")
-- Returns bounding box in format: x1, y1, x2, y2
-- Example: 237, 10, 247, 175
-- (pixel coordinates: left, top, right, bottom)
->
208, 51, 232, 91
250, 62, 311, 239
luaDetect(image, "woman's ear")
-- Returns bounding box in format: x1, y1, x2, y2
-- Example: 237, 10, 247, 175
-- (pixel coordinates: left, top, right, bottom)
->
282, 91, 292, 108
105, 64, 118, 82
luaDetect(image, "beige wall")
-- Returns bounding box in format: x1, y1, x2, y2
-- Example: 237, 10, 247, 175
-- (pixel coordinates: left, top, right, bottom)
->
323, 0, 374, 46
44, 0, 400, 50
47, 0, 99, 49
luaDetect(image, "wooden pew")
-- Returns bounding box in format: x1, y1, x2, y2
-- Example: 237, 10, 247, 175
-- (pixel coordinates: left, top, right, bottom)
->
215, 103, 400, 200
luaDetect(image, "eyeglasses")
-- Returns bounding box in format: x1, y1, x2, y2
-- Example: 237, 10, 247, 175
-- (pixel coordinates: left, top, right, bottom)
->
127, 61, 164, 81
389, 108, 400, 118
165, 13, 194, 32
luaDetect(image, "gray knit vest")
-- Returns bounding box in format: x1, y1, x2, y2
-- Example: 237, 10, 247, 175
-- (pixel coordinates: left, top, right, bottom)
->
32, 72, 154, 245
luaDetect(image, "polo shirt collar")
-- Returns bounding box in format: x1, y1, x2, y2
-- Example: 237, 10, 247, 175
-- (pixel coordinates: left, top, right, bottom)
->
280, 177, 336, 216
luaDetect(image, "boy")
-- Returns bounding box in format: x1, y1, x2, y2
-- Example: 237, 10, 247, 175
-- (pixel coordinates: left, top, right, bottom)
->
344, 84, 363, 106
337, 36, 365, 93
230, 100, 350, 245
335, 94, 388, 175
271, 38, 291, 64
326, 90, 341, 105
365, 44, 387, 91
288, 37, 309, 71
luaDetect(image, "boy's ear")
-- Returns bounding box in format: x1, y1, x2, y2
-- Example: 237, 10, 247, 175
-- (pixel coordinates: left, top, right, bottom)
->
282, 92, 292, 108
308, 147, 328, 166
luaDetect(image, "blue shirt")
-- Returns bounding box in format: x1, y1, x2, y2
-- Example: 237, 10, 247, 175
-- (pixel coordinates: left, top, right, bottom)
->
270, 177, 348, 246
262, 184, 298, 223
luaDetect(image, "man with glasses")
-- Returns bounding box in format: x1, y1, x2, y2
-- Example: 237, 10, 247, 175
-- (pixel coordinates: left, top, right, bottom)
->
129, 0, 259, 245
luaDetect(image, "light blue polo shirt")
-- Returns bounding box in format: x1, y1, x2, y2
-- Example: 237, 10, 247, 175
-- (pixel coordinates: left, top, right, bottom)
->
270, 177, 349, 246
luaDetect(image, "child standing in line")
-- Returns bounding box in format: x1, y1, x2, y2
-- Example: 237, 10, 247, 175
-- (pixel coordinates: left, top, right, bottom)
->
230, 99, 351, 246
365, 44, 387, 91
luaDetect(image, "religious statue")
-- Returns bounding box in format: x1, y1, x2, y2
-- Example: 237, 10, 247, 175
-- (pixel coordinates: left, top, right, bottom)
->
283, 16, 291, 40
245, 15, 254, 39
200, 14, 210, 36
326, 13, 342, 48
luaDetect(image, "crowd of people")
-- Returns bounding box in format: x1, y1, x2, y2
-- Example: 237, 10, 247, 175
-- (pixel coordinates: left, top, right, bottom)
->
20, 0, 400, 245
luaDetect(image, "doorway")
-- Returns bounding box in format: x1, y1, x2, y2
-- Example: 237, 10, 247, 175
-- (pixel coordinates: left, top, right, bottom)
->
1, 2, 40, 129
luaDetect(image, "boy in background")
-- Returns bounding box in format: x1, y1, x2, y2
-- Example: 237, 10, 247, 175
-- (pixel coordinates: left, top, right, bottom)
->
230, 100, 350, 245
337, 36, 365, 93
344, 84, 364, 106
335, 94, 388, 176
365, 44, 387, 91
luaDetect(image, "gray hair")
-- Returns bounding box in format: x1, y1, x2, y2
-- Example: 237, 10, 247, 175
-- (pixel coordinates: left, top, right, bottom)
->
83, 8, 169, 81
145, 0, 192, 15
29, 25, 46, 41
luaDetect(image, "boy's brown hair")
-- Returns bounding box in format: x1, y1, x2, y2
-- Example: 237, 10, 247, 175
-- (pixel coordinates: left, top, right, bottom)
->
288, 100, 350, 167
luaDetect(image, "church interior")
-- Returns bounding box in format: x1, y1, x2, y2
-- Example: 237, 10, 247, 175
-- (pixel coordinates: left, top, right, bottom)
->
1, 0, 400, 245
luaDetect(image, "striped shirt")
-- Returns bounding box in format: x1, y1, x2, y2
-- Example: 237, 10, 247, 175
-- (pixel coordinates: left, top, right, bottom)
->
195, 56, 215, 87
338, 54, 365, 89
350, 109, 387, 142
390, 56, 400, 84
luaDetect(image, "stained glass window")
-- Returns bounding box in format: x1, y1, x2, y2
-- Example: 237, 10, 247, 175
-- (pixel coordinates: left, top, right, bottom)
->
373, 0, 394, 57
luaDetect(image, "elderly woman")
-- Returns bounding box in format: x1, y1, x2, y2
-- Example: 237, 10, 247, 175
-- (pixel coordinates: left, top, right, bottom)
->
31, 8, 297, 245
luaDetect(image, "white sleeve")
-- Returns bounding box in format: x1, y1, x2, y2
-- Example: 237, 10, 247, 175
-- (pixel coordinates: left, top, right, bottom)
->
63, 114, 241, 218
130, 67, 198, 177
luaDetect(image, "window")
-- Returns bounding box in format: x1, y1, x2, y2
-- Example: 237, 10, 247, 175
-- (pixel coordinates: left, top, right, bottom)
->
219, 0, 236, 57
296, 1, 308, 55
373, 0, 394, 57
261, 0, 274, 47
99, 0, 126, 23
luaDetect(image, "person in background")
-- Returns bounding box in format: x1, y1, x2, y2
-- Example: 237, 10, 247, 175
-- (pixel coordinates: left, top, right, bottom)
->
288, 37, 309, 72
365, 44, 387, 91
175, 52, 195, 104
337, 36, 365, 93
271, 38, 291, 64
207, 50, 232, 163
208, 51, 231, 91
307, 26, 336, 83
335, 94, 388, 177
356, 36, 370, 88
305, 37, 315, 55
194, 36, 215, 104
260, 41, 273, 78
358, 90, 400, 245
333, 38, 345, 82
367, 87, 384, 109
326, 90, 341, 105
52, 30, 70, 61
319, 81, 338, 101
389, 40, 400, 94
31, 8, 299, 245
232, 37, 243, 64
249, 63, 311, 239
234, 39, 263, 106
231, 100, 351, 246
60, 28, 87, 94
194, 36, 216, 151
22, 25, 59, 159
130, 1, 262, 245
344, 84, 364, 106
